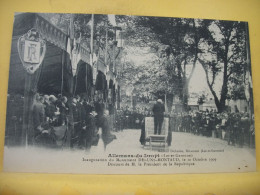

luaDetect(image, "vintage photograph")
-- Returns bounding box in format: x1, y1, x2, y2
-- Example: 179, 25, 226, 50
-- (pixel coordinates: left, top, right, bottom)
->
3, 12, 256, 174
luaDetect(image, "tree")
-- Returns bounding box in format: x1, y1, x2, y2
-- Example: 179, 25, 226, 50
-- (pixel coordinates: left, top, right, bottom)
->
125, 16, 203, 110
198, 20, 247, 112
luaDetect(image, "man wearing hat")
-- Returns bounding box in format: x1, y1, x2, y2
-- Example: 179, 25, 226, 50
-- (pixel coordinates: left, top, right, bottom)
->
152, 99, 165, 135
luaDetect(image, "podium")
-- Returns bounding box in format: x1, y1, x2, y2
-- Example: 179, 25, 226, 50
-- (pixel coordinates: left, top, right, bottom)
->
144, 117, 169, 150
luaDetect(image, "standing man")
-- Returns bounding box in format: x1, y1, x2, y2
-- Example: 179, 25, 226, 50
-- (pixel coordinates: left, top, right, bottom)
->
152, 99, 165, 135
70, 97, 82, 147
33, 95, 45, 138
81, 106, 96, 150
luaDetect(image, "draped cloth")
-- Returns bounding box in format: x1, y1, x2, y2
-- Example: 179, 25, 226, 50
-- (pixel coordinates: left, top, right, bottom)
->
22, 61, 43, 145
86, 64, 94, 100
95, 71, 106, 91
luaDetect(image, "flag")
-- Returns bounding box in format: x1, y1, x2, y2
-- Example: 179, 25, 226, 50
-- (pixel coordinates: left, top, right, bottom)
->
90, 14, 94, 65
69, 14, 75, 39
71, 38, 82, 76
108, 14, 117, 26
86, 18, 92, 28
90, 52, 97, 66
66, 37, 71, 59
92, 49, 99, 84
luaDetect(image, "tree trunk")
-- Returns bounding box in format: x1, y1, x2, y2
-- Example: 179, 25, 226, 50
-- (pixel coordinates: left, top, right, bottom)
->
198, 58, 222, 112
218, 42, 229, 112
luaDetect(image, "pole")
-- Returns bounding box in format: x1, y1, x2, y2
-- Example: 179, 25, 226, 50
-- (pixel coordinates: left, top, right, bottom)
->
90, 14, 94, 67
165, 93, 168, 113
113, 27, 116, 72
70, 14, 75, 40
245, 22, 252, 119
61, 49, 65, 96
105, 21, 108, 66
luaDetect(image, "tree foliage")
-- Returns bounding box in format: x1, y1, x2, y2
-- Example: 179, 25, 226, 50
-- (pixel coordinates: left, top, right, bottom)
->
47, 13, 249, 112
198, 20, 247, 112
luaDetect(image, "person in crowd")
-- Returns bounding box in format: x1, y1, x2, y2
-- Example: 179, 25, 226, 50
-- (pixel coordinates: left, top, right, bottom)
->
57, 96, 69, 126
239, 112, 250, 147
250, 114, 255, 148
215, 113, 222, 138
220, 113, 228, 139
227, 113, 237, 146
186, 113, 192, 133
115, 109, 124, 131
152, 99, 165, 135
48, 95, 59, 126
96, 109, 116, 150
176, 113, 182, 132
84, 100, 94, 115
70, 97, 82, 147
43, 95, 50, 117
56, 94, 62, 107
32, 94, 46, 137
79, 97, 86, 127
199, 114, 207, 136
191, 112, 200, 134
205, 114, 213, 137
95, 98, 105, 117
81, 106, 96, 150
139, 118, 146, 146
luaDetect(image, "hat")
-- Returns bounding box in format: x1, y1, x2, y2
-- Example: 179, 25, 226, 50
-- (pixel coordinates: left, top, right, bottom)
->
157, 99, 163, 103
43, 95, 49, 100
49, 95, 57, 102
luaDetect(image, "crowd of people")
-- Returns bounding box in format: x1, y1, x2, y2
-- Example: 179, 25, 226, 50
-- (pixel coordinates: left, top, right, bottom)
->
169, 110, 255, 148
6, 93, 117, 150
115, 105, 153, 130
117, 105, 255, 148
6, 94, 255, 149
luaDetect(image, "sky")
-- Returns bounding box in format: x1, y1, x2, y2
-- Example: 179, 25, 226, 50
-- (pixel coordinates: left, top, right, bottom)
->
188, 62, 209, 94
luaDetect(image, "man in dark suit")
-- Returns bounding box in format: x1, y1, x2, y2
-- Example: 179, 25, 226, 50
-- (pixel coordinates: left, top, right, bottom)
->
70, 97, 82, 147
152, 99, 165, 135
81, 106, 96, 150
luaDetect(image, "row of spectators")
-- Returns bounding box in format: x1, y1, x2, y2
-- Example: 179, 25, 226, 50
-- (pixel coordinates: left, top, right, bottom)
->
6, 93, 116, 150
114, 108, 255, 148
169, 111, 255, 148
5, 94, 255, 149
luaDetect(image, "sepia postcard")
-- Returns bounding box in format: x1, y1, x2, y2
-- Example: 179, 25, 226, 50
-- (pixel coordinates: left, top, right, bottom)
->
3, 12, 256, 174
